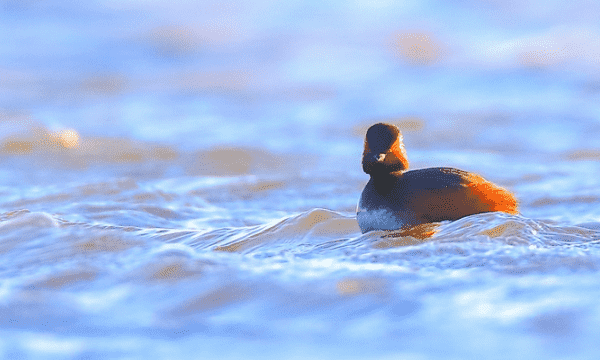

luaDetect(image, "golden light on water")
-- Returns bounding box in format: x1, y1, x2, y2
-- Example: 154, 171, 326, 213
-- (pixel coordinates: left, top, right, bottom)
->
2, 140, 34, 154
57, 129, 79, 149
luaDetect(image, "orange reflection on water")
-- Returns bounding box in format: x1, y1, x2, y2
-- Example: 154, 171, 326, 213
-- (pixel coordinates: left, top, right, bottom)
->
373, 223, 441, 249
57, 129, 79, 149
2, 140, 34, 154
336, 277, 386, 296
0, 126, 184, 172
392, 32, 446, 66
1, 127, 80, 153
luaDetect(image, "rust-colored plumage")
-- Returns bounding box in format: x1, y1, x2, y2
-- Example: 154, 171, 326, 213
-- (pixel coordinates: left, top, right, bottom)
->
357, 123, 518, 233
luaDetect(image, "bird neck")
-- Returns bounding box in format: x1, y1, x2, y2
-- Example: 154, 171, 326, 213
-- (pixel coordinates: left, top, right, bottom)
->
370, 171, 403, 193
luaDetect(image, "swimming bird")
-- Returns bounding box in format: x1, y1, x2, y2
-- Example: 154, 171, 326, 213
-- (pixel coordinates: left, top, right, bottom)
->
357, 123, 518, 233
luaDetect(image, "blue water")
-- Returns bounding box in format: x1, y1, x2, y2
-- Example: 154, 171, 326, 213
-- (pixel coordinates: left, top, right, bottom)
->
2, 1, 600, 359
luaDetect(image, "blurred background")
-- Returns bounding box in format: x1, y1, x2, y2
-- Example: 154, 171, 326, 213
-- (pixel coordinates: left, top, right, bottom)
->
2, 0, 600, 161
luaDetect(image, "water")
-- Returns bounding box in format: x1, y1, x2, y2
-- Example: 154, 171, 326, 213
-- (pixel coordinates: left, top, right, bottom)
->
2, 1, 600, 359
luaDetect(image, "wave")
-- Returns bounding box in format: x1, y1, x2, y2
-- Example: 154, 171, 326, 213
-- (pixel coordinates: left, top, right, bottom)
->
3, 209, 600, 273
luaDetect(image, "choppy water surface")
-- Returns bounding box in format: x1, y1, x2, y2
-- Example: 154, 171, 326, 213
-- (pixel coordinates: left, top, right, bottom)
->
2, 141, 600, 359
3, 1, 600, 359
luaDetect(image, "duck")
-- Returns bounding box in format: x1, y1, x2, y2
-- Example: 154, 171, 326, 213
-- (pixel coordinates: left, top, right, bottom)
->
356, 123, 518, 233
